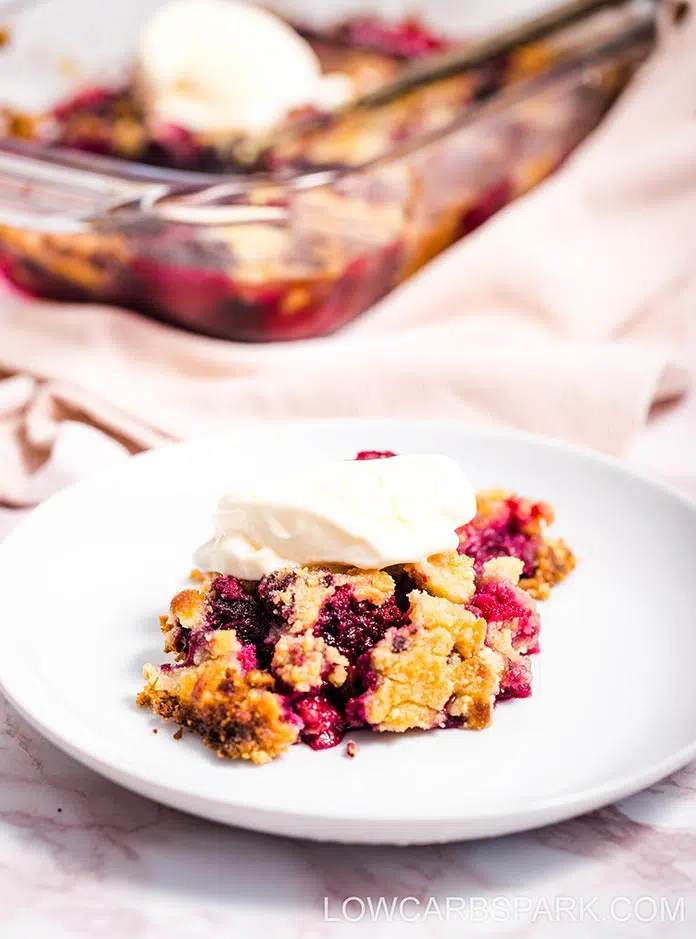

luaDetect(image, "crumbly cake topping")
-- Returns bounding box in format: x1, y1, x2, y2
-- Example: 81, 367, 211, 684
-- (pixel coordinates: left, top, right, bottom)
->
138, 660, 300, 764
168, 587, 208, 631
405, 552, 476, 604
448, 646, 505, 729
473, 488, 513, 519
480, 556, 524, 585
260, 568, 335, 634
351, 585, 495, 733
409, 590, 486, 659
192, 629, 245, 667
359, 618, 456, 732
139, 481, 575, 761
520, 537, 577, 600
272, 632, 348, 692
485, 623, 518, 661
340, 568, 395, 605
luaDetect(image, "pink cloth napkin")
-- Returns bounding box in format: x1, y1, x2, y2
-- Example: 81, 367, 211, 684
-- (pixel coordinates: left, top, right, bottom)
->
1, 5, 695, 507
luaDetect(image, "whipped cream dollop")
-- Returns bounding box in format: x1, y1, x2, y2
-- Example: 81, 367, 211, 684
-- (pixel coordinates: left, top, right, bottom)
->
137, 0, 352, 136
194, 454, 477, 580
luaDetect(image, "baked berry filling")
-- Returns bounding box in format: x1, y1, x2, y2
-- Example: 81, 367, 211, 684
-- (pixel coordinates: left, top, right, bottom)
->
207, 575, 270, 651
457, 494, 552, 577
293, 693, 346, 750
354, 450, 397, 461
315, 582, 406, 662
330, 16, 451, 59
497, 657, 533, 700
470, 578, 541, 655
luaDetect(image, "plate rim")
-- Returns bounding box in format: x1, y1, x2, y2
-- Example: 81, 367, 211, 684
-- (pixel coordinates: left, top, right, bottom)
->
2, 418, 696, 843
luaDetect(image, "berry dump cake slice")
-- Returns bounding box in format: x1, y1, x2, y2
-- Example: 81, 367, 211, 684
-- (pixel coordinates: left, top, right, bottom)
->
138, 551, 557, 761
138, 452, 575, 763
138, 555, 527, 761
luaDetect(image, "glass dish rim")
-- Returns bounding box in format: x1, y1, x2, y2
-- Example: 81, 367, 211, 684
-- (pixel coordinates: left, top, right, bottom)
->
0, 5, 654, 217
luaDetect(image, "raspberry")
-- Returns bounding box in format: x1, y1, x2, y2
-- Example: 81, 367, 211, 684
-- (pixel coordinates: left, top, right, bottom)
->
293, 693, 345, 750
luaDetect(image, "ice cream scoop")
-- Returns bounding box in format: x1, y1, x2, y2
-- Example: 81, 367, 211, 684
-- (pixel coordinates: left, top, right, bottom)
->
137, 0, 351, 136
195, 453, 477, 579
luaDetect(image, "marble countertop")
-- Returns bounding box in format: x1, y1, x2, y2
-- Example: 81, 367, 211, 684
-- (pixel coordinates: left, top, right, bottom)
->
1, 359, 695, 937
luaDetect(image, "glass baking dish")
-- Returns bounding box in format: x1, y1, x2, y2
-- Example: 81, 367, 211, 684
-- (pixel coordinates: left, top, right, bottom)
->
0, 0, 656, 341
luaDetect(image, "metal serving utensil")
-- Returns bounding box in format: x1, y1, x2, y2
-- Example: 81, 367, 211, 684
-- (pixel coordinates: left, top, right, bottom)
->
228, 0, 656, 168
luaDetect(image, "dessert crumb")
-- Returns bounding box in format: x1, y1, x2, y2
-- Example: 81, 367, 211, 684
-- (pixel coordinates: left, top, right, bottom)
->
173, 727, 184, 741
152, 727, 158, 734
345, 740, 358, 758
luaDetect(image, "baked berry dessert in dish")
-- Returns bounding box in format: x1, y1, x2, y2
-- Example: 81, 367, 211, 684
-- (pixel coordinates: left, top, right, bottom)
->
0, 1, 503, 173
138, 451, 575, 763
0, 0, 640, 340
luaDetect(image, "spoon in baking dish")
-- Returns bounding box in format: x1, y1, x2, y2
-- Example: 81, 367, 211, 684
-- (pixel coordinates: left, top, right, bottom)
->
227, 0, 658, 169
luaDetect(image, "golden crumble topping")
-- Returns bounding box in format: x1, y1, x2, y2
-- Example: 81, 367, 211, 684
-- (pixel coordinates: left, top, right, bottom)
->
340, 568, 395, 605
481, 556, 524, 585
197, 629, 243, 665
520, 538, 576, 600
168, 586, 209, 631
448, 647, 504, 729
363, 621, 455, 732
162, 580, 213, 656
189, 568, 208, 583
272, 632, 348, 692
266, 569, 335, 634
138, 661, 299, 764
0, 227, 128, 291
359, 589, 490, 733
405, 552, 476, 604
474, 488, 513, 520
485, 623, 518, 660
409, 590, 486, 658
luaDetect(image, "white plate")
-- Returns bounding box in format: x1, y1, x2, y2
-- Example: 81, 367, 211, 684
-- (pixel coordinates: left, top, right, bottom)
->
1, 420, 695, 845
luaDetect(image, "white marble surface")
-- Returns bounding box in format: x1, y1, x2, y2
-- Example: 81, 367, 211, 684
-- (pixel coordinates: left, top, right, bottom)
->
0, 338, 695, 937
